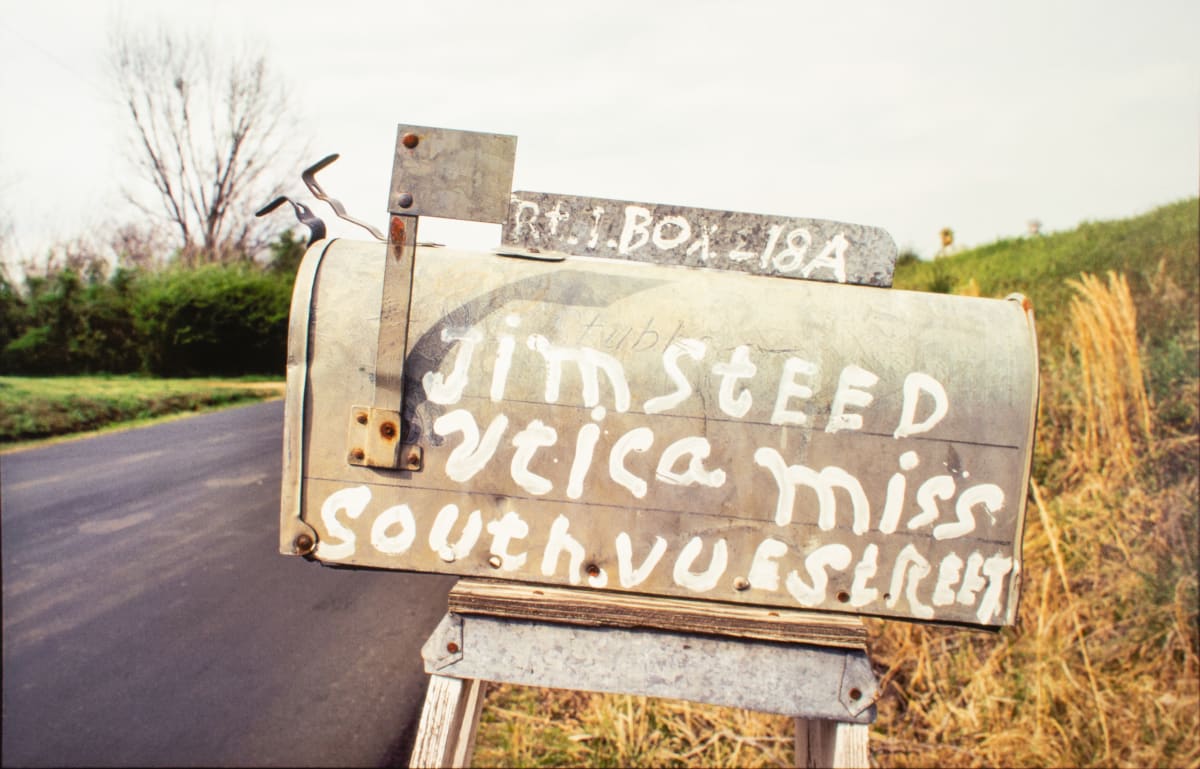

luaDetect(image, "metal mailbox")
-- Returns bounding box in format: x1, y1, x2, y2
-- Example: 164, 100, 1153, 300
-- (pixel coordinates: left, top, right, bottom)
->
281, 233, 1038, 628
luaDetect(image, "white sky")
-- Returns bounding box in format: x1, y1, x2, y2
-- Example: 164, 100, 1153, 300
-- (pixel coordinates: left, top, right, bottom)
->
1, 0, 1197, 269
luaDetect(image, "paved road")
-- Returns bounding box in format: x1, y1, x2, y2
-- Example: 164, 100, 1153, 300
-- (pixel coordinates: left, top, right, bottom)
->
1, 401, 456, 767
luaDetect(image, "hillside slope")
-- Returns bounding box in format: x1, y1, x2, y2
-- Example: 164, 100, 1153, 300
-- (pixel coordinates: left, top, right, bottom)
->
895, 198, 1197, 351
875, 198, 1199, 767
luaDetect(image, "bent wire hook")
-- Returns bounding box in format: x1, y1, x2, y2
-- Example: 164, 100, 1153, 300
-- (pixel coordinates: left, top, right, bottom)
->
302, 154, 386, 241
255, 196, 327, 245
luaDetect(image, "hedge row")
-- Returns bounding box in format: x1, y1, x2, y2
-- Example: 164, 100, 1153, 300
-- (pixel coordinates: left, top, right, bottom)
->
1, 260, 298, 378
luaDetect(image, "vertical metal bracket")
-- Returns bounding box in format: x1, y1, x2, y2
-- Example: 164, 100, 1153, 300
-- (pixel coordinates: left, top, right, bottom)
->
351, 126, 517, 470
374, 214, 417, 413
346, 213, 417, 470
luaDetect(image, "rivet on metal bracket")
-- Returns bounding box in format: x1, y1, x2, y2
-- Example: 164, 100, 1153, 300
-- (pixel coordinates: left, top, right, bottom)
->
293, 533, 315, 556
838, 650, 879, 718
421, 613, 465, 672
346, 406, 418, 470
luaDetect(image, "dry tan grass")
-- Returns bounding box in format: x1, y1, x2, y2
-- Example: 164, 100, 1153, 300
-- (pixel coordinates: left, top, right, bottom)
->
1063, 271, 1153, 481
866, 270, 1198, 768
472, 270, 1199, 768
476, 684, 795, 767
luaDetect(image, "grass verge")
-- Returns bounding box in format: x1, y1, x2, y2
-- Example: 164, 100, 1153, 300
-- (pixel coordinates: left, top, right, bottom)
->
0, 375, 284, 447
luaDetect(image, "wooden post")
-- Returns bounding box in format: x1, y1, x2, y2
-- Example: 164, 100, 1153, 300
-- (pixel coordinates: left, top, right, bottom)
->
409, 675, 486, 768
794, 718, 869, 769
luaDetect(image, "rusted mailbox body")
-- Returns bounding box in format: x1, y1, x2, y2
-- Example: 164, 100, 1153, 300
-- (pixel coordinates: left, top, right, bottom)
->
281, 236, 1037, 628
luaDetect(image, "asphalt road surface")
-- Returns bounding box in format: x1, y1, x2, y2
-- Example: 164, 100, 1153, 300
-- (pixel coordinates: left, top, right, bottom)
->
2, 400, 456, 767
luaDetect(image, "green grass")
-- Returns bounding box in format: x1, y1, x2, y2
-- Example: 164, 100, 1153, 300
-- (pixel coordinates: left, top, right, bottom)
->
893, 198, 1198, 351
0, 375, 284, 445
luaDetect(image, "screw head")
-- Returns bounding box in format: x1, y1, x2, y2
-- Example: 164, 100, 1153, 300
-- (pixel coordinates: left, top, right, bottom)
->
402, 132, 419, 149
848, 687, 863, 702
351, 448, 365, 461
733, 577, 751, 591
446, 641, 460, 654
356, 412, 368, 425
397, 192, 414, 209
294, 533, 315, 554
379, 422, 396, 440
585, 564, 601, 578
488, 555, 503, 569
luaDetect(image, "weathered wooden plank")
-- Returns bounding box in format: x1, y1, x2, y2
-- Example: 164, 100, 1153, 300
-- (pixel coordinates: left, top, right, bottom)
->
501, 191, 897, 287
794, 718, 870, 769
450, 678, 485, 768
409, 675, 485, 769
447, 579, 867, 649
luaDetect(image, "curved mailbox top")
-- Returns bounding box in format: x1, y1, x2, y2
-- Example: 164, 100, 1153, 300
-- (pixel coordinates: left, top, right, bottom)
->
283, 239, 1038, 628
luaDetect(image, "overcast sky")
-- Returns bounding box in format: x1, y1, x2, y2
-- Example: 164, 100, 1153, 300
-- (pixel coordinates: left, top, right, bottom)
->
1, 0, 1197, 269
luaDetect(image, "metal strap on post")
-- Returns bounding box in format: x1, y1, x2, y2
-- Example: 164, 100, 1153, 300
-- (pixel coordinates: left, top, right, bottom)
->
346, 125, 517, 470
347, 212, 419, 470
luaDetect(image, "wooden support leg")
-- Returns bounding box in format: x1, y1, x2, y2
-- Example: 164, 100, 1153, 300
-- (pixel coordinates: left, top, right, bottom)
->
794, 718, 869, 769
410, 675, 487, 768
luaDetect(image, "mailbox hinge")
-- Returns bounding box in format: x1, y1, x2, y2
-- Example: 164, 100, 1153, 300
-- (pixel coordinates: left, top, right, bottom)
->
346, 405, 422, 471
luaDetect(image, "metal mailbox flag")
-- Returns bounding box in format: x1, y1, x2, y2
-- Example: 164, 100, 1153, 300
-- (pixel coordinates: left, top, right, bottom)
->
280, 126, 1038, 629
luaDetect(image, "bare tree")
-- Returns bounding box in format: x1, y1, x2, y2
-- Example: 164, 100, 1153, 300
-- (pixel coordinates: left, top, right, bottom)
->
109, 222, 170, 271
111, 25, 296, 263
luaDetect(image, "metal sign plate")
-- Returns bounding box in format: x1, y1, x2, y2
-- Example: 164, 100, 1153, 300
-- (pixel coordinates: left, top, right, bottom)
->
284, 241, 1037, 628
501, 191, 898, 287
388, 125, 517, 222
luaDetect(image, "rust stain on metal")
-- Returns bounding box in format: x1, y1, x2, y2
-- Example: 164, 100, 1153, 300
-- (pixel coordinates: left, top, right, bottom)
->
293, 533, 315, 555
389, 215, 407, 244
356, 412, 368, 425
380, 422, 397, 441
387, 219, 409, 262
402, 132, 420, 149
350, 448, 365, 462
446, 641, 460, 654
